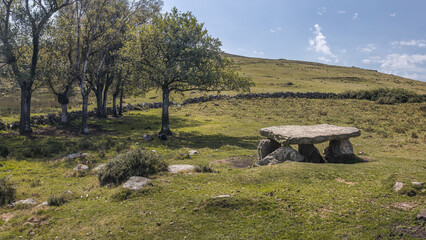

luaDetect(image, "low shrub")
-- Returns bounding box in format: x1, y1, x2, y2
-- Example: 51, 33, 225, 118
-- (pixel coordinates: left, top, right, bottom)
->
47, 195, 67, 206
98, 149, 168, 186
343, 88, 425, 104
0, 142, 10, 158
0, 176, 16, 206
195, 165, 215, 173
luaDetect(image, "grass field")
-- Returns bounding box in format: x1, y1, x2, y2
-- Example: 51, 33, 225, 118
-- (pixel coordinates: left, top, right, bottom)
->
0, 97, 425, 239
0, 56, 425, 239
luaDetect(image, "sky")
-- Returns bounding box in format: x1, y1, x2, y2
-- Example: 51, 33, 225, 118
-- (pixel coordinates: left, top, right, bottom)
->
162, 0, 426, 82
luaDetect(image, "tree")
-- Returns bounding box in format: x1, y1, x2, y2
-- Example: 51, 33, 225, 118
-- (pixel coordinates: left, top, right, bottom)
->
0, 0, 71, 134
87, 0, 162, 119
122, 8, 253, 135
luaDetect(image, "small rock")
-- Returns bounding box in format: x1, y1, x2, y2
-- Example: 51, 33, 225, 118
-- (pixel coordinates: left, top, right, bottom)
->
36, 201, 48, 207
143, 134, 154, 141
11, 198, 37, 207
168, 165, 196, 173
214, 195, 231, 198
62, 153, 88, 161
411, 182, 424, 188
188, 150, 200, 156
393, 182, 404, 191
123, 176, 151, 191
73, 164, 89, 171
416, 209, 426, 221
64, 190, 73, 194
93, 164, 107, 172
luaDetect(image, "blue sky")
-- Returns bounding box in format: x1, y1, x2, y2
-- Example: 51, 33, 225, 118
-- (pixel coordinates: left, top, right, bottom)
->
162, 0, 426, 82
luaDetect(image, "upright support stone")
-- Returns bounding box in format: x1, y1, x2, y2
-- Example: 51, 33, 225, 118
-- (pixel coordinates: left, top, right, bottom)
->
257, 138, 281, 160
324, 139, 356, 163
257, 145, 304, 165
298, 144, 324, 163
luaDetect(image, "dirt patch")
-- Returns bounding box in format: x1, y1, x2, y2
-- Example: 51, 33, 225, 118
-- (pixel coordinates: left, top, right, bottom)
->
391, 224, 426, 239
391, 202, 419, 210
336, 178, 357, 185
0, 213, 14, 222
211, 155, 256, 169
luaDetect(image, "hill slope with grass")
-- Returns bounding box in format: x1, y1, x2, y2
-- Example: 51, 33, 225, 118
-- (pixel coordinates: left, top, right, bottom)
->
228, 54, 426, 94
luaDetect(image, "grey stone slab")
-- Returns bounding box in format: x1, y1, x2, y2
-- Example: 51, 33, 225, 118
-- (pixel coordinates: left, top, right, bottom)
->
260, 124, 361, 144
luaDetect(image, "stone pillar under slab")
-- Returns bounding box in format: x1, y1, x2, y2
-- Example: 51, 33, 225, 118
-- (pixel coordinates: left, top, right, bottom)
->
324, 139, 357, 163
298, 144, 324, 163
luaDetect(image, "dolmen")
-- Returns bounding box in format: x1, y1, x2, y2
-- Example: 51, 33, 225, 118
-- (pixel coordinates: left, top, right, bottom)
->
257, 124, 361, 165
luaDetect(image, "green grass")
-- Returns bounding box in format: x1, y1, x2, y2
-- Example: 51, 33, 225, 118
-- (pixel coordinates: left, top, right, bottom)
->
0, 98, 425, 239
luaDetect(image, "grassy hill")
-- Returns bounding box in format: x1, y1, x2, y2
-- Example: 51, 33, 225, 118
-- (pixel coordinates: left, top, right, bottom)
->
0, 56, 425, 239
229, 54, 426, 94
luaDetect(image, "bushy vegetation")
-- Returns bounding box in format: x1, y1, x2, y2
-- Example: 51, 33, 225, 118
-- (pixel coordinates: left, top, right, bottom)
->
47, 195, 67, 206
98, 149, 168, 186
0, 176, 15, 206
0, 141, 9, 158
343, 88, 425, 104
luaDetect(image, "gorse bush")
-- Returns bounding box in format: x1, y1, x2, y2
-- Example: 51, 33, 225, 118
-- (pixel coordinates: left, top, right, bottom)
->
0, 176, 16, 206
98, 149, 168, 186
343, 88, 425, 104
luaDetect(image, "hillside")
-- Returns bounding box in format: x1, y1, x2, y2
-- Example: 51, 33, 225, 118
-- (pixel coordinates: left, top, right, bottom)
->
228, 54, 426, 95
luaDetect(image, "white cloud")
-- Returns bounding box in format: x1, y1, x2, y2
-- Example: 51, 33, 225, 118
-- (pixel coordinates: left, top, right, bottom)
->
253, 50, 264, 55
391, 40, 426, 48
363, 54, 426, 80
317, 7, 326, 16
390, 13, 396, 17
270, 27, 282, 33
380, 53, 426, 71
352, 13, 359, 20
337, 10, 346, 14
358, 44, 376, 53
309, 24, 338, 63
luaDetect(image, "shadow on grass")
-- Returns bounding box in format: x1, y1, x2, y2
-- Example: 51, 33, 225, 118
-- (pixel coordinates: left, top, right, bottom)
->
158, 131, 259, 150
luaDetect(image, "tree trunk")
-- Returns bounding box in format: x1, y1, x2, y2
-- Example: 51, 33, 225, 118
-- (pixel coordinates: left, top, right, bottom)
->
119, 87, 124, 116
19, 85, 32, 134
81, 93, 89, 134
112, 91, 119, 117
102, 83, 110, 118
60, 104, 68, 124
160, 87, 172, 135
95, 87, 104, 119
57, 92, 70, 124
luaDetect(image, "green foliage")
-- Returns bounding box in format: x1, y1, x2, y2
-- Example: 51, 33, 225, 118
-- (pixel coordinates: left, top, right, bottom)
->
0, 176, 16, 206
195, 165, 215, 173
98, 149, 168, 186
122, 7, 253, 94
0, 141, 10, 158
343, 88, 425, 104
47, 195, 67, 206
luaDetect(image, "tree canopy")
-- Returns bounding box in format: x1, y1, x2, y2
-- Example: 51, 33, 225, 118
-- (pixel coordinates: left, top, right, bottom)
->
122, 8, 253, 135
